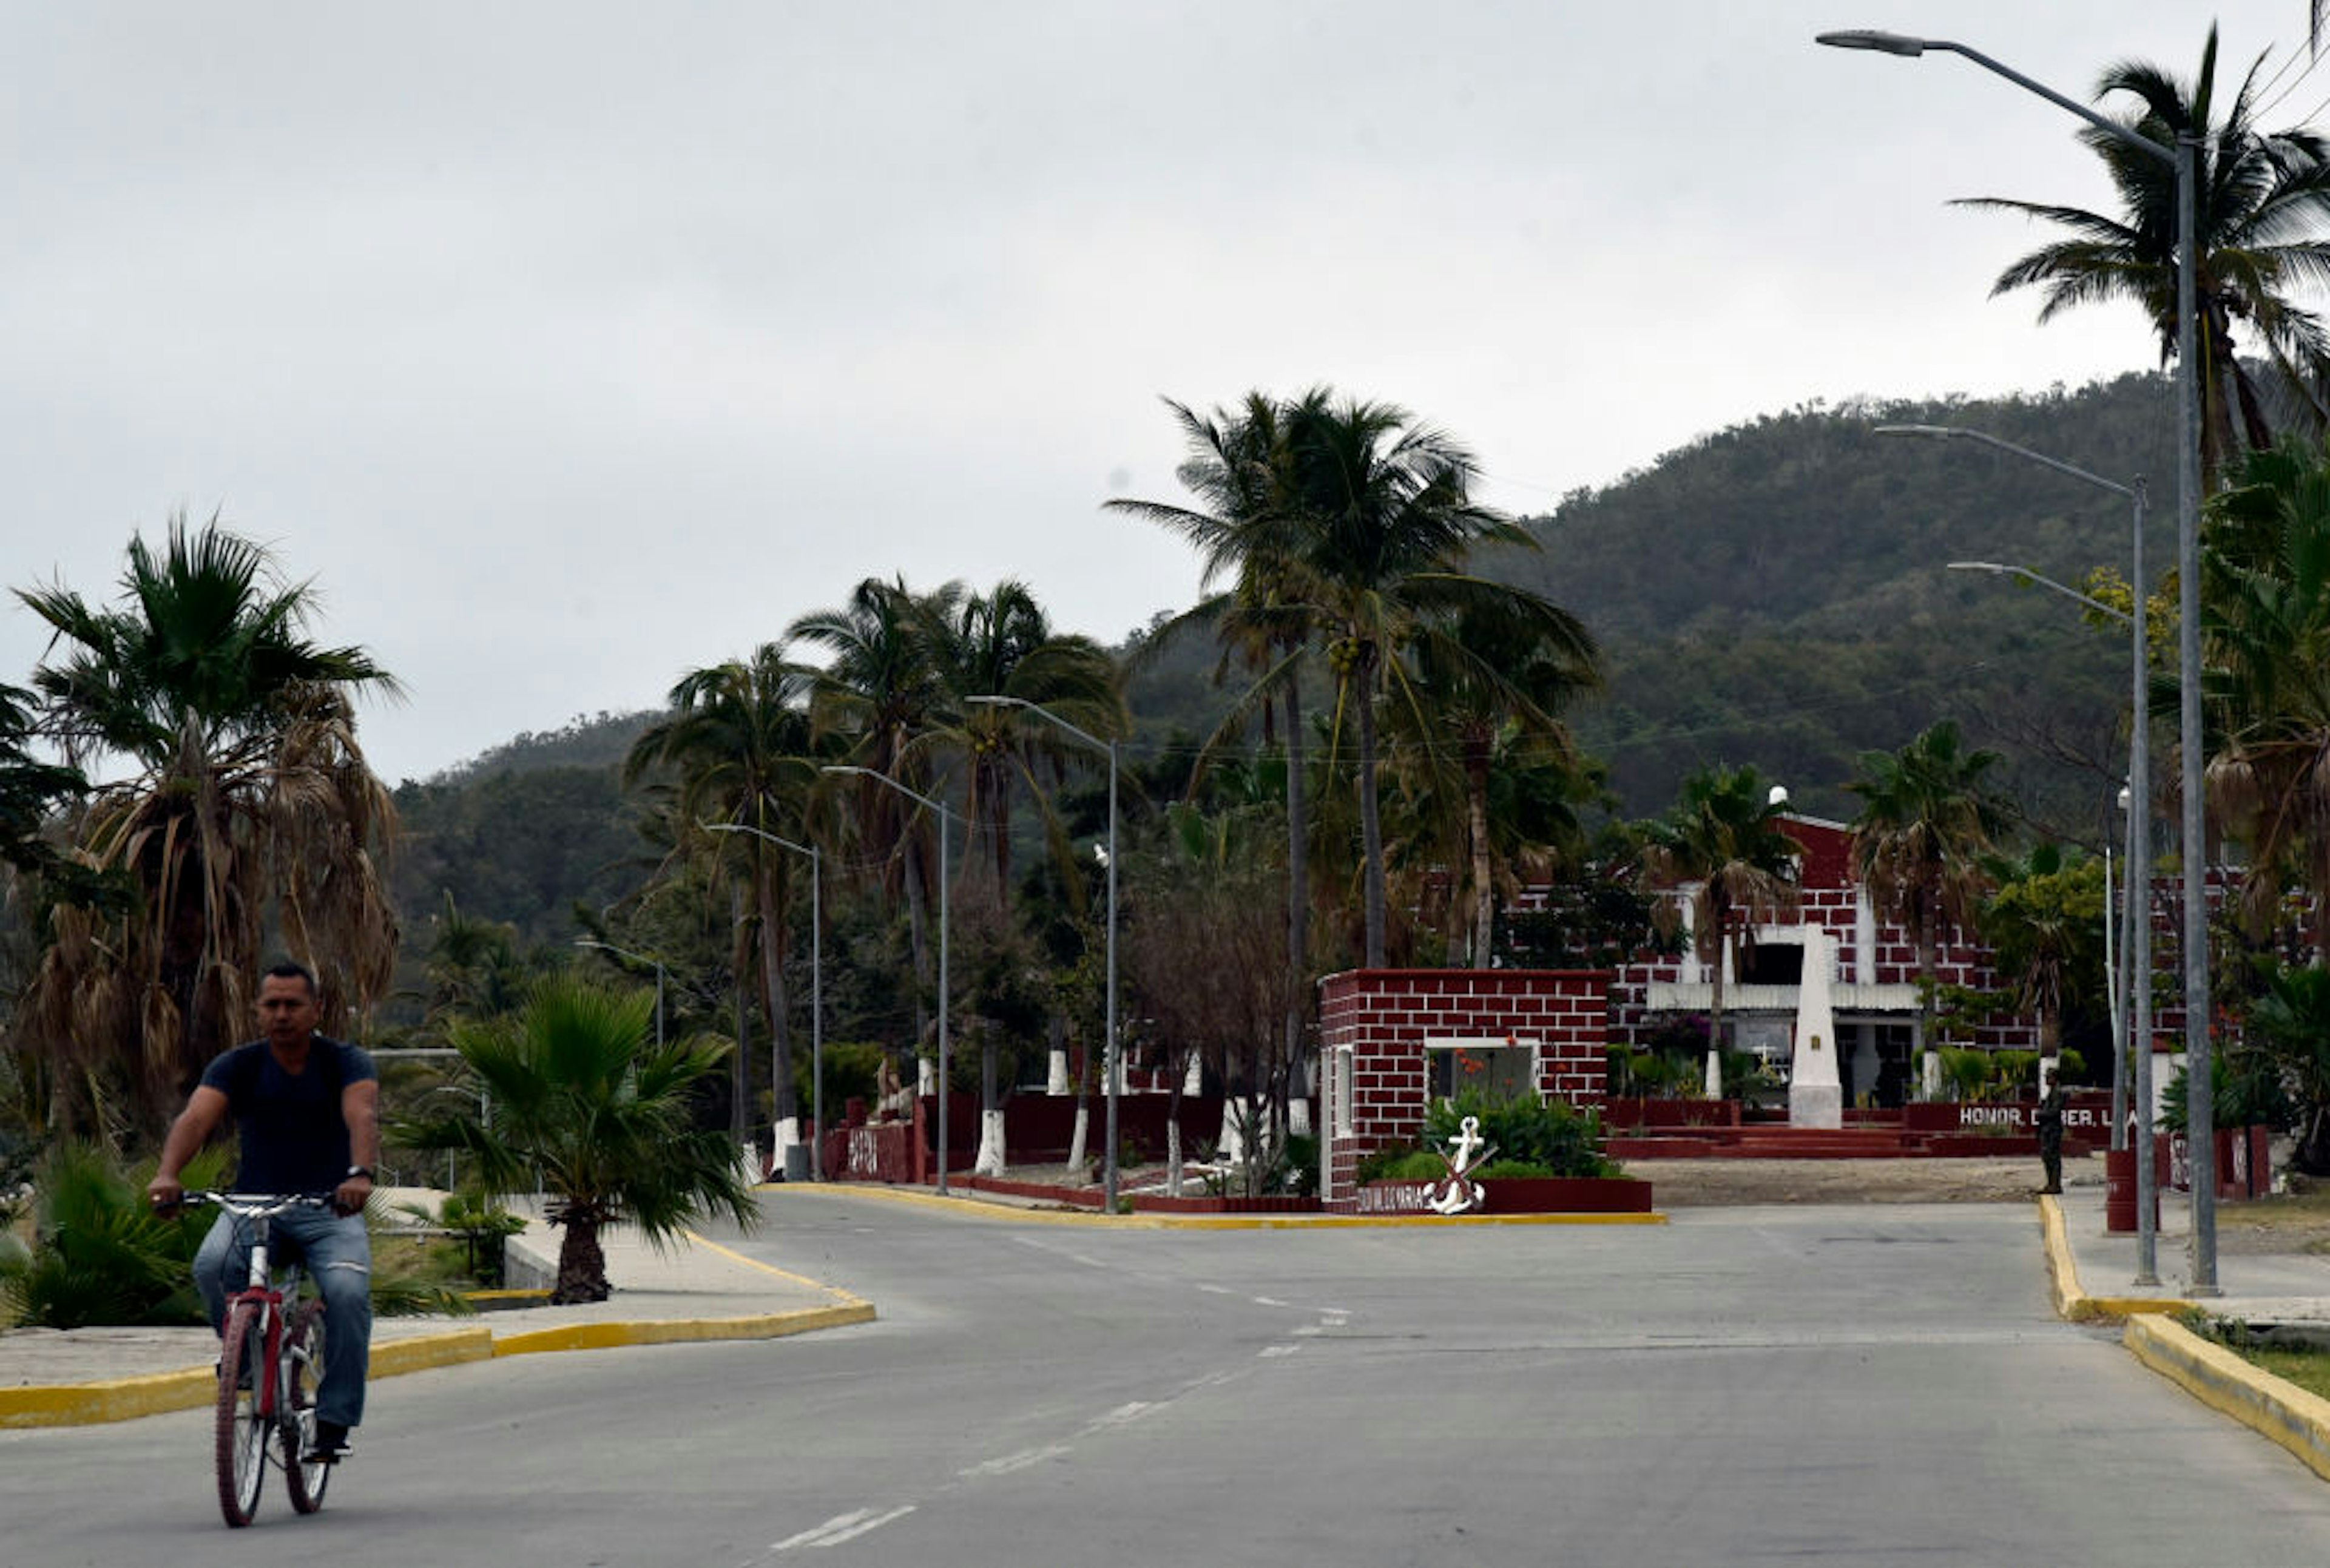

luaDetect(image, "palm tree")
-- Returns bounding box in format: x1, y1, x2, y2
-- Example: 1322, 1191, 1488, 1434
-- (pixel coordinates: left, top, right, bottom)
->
2201, 433, 2330, 959
1107, 390, 1325, 1124
915, 578, 1122, 1175
1641, 764, 1805, 1098
393, 978, 756, 1303
1955, 25, 2330, 486
916, 578, 1122, 902
1843, 721, 2012, 1096
1280, 393, 1582, 968
1979, 847, 2107, 1069
1393, 598, 1601, 967
790, 577, 948, 1090
14, 519, 401, 1133
624, 644, 820, 1167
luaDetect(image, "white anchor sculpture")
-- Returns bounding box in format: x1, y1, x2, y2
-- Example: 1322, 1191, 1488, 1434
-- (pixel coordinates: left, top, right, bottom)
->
1428, 1114, 1494, 1215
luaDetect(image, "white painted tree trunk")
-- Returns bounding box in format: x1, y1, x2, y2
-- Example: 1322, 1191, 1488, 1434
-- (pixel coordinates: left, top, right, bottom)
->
1166, 1118, 1184, 1197
1217, 1098, 1248, 1165
974, 1108, 1007, 1176
918, 1056, 936, 1096
773, 1115, 801, 1177
1289, 1097, 1312, 1137
1047, 1048, 1070, 1095
1065, 1103, 1090, 1177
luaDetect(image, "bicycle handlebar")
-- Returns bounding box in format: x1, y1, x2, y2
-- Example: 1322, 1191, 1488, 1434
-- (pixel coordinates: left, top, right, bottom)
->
164, 1191, 346, 1218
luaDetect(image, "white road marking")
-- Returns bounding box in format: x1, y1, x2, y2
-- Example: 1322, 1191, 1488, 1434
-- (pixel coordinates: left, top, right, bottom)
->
772, 1505, 917, 1550
1259, 1344, 1300, 1358
1086, 1401, 1154, 1430
961, 1445, 1072, 1478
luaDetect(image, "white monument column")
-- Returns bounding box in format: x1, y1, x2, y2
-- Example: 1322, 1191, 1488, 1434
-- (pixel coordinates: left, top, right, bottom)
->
1789, 928, 1843, 1129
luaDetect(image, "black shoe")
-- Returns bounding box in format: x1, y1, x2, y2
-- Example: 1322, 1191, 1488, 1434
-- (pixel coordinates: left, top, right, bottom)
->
303, 1420, 353, 1462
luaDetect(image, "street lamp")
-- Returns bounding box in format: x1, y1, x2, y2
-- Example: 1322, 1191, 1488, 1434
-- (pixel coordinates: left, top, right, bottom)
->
823, 765, 957, 1196
703, 822, 823, 1183
1891, 425, 2160, 1286
967, 694, 1121, 1213
573, 938, 664, 1046
1826, 30, 2212, 1292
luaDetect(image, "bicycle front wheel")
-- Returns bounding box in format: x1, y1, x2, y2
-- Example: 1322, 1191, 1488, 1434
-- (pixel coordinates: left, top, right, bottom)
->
281, 1300, 331, 1513
215, 1302, 269, 1527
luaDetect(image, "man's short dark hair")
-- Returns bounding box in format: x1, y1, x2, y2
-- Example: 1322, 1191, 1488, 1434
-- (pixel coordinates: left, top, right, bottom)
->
262, 960, 319, 999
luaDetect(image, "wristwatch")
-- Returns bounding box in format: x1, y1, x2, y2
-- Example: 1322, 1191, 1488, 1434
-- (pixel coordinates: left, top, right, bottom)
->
346, 1166, 374, 1181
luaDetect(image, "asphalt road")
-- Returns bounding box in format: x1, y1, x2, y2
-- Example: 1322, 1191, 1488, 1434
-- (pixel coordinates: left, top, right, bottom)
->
7, 1193, 2330, 1567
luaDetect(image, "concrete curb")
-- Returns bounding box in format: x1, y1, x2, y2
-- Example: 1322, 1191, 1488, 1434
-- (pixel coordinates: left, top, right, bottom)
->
0, 1225, 876, 1431
2038, 1194, 2330, 1484
823, 1181, 1667, 1229
2035, 1194, 2187, 1323
2125, 1314, 2330, 1483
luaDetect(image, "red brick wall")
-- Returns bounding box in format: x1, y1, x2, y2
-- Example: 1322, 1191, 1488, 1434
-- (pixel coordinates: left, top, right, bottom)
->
1318, 968, 1611, 1212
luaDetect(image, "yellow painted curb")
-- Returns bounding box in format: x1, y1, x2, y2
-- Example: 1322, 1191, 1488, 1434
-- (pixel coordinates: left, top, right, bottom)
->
0, 1366, 214, 1430
492, 1302, 876, 1357
2126, 1313, 2330, 1483
2036, 1194, 2188, 1324
800, 1182, 1666, 1229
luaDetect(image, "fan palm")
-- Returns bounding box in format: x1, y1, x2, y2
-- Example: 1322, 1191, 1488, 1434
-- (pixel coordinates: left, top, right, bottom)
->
1642, 764, 1805, 1097
1954, 26, 2330, 485
1844, 721, 2012, 1089
393, 977, 756, 1303
14, 519, 401, 1133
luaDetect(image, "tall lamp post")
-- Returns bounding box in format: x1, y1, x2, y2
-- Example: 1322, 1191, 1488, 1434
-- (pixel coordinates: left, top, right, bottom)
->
824, 765, 956, 1196
967, 694, 1121, 1214
1890, 419, 2157, 1284
1825, 30, 2213, 1291
703, 822, 823, 1182
573, 938, 664, 1046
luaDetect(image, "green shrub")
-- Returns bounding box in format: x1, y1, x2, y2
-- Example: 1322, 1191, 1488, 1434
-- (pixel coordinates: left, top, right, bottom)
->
1423, 1087, 1619, 1180
0, 1141, 223, 1329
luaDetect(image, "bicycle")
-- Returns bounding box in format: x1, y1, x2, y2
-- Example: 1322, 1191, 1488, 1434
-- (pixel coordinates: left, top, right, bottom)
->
177, 1191, 342, 1527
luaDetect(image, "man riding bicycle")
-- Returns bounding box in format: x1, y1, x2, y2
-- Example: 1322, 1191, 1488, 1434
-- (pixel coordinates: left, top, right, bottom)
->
149, 961, 379, 1462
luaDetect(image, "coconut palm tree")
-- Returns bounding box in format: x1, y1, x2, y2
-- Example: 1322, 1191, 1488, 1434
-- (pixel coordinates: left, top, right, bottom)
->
1106, 390, 1326, 1120
914, 578, 1122, 1175
1278, 393, 1574, 968
789, 576, 948, 1084
624, 644, 820, 1166
1393, 598, 1601, 967
1955, 25, 2330, 485
2200, 433, 2330, 958
393, 977, 756, 1303
14, 519, 401, 1133
1843, 721, 2013, 1095
1979, 847, 2107, 1069
1641, 763, 1805, 1098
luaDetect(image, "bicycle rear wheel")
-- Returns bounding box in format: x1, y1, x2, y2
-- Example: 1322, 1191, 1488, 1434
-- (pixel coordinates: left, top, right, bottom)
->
215, 1302, 269, 1527
281, 1300, 331, 1513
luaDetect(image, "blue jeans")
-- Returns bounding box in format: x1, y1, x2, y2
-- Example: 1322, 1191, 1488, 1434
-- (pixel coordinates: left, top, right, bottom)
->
194, 1206, 373, 1428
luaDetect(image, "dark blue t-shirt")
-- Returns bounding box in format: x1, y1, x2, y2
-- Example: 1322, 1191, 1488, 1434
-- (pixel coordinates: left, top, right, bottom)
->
199, 1037, 377, 1195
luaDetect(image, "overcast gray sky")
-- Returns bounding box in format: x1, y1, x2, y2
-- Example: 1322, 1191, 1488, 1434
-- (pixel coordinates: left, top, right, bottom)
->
2, 2, 2313, 783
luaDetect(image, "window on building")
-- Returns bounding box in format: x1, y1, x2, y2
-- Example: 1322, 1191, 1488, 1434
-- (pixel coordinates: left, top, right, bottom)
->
1740, 942, 1804, 986
1426, 1039, 1536, 1103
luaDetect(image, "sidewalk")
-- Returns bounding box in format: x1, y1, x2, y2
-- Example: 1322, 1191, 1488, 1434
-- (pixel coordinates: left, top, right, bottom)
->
0, 1188, 871, 1429
2045, 1176, 2330, 1327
